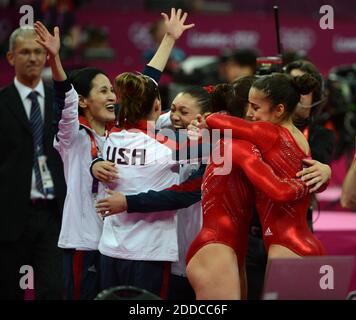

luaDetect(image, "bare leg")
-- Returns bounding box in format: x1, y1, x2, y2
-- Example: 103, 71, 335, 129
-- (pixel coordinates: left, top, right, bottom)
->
268, 244, 301, 259
186, 243, 241, 300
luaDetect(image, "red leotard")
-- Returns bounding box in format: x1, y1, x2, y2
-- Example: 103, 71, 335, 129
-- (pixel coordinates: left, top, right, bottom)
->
206, 114, 326, 256
186, 140, 254, 268
186, 136, 319, 267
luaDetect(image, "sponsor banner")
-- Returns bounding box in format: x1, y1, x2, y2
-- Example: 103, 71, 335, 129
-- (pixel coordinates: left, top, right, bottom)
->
1, 10, 355, 85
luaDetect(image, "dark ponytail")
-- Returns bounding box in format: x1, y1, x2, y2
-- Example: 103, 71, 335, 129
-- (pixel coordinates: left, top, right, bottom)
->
231, 76, 257, 118
209, 83, 235, 114
208, 76, 256, 118
284, 60, 323, 104
292, 73, 318, 95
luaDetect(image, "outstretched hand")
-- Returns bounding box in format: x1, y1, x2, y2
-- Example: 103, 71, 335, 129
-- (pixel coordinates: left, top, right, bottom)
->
96, 189, 128, 218
34, 21, 60, 57
161, 8, 195, 41
296, 159, 331, 193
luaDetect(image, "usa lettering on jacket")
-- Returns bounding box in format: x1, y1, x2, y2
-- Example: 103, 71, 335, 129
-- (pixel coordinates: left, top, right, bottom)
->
106, 146, 146, 165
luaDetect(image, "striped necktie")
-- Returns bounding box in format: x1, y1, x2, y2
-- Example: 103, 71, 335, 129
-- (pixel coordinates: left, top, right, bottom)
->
28, 91, 45, 194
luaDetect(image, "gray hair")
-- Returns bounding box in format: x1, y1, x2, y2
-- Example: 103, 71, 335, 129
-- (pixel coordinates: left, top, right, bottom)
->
9, 26, 36, 52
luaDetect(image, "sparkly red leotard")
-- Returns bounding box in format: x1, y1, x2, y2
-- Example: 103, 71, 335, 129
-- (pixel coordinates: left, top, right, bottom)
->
186, 136, 318, 267
186, 139, 254, 268
206, 114, 326, 256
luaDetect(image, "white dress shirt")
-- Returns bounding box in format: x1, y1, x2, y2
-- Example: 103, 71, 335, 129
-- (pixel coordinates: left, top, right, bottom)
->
14, 77, 54, 199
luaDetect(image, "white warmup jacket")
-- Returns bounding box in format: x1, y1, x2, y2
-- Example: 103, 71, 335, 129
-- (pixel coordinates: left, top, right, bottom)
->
98, 121, 180, 261
54, 81, 104, 250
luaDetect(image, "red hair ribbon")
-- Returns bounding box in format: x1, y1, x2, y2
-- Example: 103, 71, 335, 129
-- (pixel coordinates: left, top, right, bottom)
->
203, 85, 215, 94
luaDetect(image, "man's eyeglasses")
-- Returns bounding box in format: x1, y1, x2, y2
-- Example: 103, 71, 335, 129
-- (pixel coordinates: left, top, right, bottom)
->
17, 48, 46, 58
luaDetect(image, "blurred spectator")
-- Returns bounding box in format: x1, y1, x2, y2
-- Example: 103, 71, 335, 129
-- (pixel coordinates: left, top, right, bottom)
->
285, 60, 336, 164
324, 65, 356, 160
34, 0, 83, 58
282, 49, 307, 66
0, 0, 11, 7
37, 0, 75, 34
145, 0, 187, 11
219, 48, 257, 83
145, 0, 233, 14
81, 25, 114, 60
145, 0, 201, 12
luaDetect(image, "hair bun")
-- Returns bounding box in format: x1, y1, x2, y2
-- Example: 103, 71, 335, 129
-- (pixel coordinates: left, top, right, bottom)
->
210, 83, 235, 114
293, 73, 318, 95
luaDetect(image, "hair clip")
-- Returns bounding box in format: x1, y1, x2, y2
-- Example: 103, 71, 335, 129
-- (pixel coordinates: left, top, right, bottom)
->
203, 85, 215, 94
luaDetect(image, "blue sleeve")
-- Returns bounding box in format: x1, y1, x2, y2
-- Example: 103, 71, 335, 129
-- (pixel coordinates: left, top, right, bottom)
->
142, 65, 161, 83
53, 79, 72, 137
89, 157, 104, 178
53, 79, 72, 111
126, 164, 206, 213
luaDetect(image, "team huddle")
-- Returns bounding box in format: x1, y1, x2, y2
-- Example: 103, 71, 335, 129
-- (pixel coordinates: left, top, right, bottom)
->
0, 8, 332, 300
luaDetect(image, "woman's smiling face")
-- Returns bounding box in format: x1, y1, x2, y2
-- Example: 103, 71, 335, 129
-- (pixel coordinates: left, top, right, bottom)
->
170, 93, 203, 129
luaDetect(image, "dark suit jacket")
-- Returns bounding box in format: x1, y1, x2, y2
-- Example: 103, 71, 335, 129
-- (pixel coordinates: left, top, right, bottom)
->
0, 82, 66, 242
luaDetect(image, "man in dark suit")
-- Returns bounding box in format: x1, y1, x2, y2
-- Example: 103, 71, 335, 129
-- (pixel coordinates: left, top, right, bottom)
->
0, 27, 66, 299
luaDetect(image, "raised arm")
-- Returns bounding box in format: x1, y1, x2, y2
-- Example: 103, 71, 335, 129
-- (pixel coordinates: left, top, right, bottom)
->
34, 21, 66, 81
35, 21, 79, 150
147, 8, 194, 72
228, 139, 309, 202
206, 113, 279, 153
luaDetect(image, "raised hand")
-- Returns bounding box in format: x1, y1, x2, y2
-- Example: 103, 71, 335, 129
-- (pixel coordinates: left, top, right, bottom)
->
34, 21, 60, 57
161, 8, 195, 41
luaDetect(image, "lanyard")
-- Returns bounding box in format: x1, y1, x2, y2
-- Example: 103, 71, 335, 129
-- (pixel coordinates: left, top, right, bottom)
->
303, 127, 309, 141
82, 127, 99, 195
